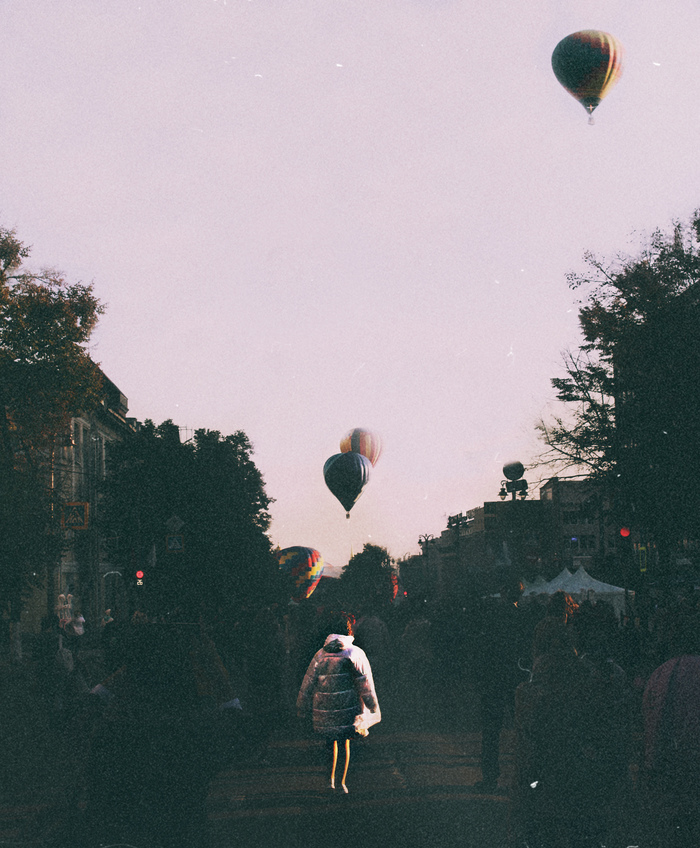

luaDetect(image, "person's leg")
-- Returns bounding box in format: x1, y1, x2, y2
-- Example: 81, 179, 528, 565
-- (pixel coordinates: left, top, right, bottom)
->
477, 688, 505, 791
340, 738, 351, 792
330, 739, 338, 788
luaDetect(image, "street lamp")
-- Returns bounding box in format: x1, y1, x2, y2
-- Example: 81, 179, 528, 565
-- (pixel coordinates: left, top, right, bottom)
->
498, 461, 529, 500
497, 462, 530, 591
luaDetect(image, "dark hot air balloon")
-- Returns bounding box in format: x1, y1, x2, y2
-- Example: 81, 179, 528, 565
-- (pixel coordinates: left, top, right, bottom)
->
340, 427, 382, 466
277, 546, 325, 602
323, 452, 371, 518
552, 30, 623, 122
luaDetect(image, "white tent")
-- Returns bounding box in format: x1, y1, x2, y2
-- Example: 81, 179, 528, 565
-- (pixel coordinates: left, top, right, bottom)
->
539, 567, 573, 594
521, 574, 553, 596
531, 566, 632, 619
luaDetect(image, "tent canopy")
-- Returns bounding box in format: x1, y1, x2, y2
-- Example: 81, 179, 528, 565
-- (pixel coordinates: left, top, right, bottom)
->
522, 566, 632, 619
521, 574, 556, 596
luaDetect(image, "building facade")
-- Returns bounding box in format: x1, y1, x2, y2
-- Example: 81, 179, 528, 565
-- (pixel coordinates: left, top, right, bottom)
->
414, 498, 554, 602
21, 372, 137, 634
414, 476, 642, 602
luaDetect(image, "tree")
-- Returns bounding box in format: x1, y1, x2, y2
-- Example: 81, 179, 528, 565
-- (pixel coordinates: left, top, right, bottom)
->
101, 420, 281, 614
537, 350, 617, 480
0, 226, 104, 646
338, 543, 396, 612
538, 212, 700, 576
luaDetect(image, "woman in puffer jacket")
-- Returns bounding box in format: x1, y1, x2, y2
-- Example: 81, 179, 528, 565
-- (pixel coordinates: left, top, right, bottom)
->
297, 611, 380, 793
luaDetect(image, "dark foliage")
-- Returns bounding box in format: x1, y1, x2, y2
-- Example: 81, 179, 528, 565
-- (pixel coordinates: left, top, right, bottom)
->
538, 212, 700, 569
337, 543, 396, 611
0, 226, 104, 618
101, 420, 282, 614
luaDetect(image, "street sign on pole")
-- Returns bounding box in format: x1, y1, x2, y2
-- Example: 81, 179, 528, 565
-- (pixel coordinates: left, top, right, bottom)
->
165, 534, 184, 552
62, 502, 89, 530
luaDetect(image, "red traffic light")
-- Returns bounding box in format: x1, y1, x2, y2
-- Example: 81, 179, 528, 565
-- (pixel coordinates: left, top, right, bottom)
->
619, 527, 631, 538
136, 570, 144, 579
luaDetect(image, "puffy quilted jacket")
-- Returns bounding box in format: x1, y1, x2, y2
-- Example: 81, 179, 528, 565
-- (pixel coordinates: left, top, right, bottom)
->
297, 633, 379, 738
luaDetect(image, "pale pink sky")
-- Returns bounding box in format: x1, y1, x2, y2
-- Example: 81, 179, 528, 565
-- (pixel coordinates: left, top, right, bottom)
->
2, 1, 699, 569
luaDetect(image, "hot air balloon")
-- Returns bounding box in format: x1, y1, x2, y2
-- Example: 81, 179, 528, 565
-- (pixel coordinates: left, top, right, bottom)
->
340, 428, 382, 466
551, 30, 623, 122
277, 546, 325, 601
323, 452, 371, 518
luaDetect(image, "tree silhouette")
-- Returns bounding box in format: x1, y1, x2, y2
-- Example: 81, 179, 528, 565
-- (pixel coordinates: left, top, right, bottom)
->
0, 226, 104, 633
338, 543, 396, 612
538, 212, 700, 575
101, 421, 282, 614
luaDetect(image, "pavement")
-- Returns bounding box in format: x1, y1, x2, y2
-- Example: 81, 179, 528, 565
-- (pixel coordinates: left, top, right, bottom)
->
205, 728, 514, 848
1, 733, 514, 848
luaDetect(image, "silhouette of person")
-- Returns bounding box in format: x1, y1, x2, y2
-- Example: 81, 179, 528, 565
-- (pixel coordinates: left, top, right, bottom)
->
82, 616, 236, 848
297, 611, 380, 793
474, 584, 528, 793
642, 603, 700, 847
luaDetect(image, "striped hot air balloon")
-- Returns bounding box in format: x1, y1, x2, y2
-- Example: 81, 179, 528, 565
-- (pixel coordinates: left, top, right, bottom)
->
340, 428, 382, 466
552, 30, 623, 121
277, 546, 325, 602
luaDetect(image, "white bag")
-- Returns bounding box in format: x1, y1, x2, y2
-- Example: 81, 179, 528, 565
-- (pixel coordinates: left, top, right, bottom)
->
354, 705, 381, 736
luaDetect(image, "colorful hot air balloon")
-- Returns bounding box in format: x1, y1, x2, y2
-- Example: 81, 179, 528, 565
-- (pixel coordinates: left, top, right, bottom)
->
323, 452, 371, 518
340, 428, 382, 467
277, 546, 325, 601
551, 30, 623, 121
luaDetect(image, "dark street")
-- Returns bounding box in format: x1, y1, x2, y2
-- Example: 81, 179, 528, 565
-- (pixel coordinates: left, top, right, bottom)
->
1, 645, 650, 848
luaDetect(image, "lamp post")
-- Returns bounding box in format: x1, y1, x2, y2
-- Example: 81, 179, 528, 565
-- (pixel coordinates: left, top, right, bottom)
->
498, 461, 529, 501
496, 462, 529, 589
418, 533, 438, 600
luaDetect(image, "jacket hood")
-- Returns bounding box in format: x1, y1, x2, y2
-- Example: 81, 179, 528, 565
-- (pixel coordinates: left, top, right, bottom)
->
323, 633, 354, 653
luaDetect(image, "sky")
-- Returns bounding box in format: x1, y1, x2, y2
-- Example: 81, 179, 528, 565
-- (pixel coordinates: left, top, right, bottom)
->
2, 0, 700, 572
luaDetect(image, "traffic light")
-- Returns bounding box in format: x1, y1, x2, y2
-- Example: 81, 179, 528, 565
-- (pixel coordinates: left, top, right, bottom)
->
136, 570, 144, 586
616, 525, 637, 580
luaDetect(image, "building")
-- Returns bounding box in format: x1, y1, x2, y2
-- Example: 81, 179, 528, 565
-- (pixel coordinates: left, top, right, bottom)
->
415, 498, 553, 602
21, 371, 137, 634
414, 475, 642, 602
539, 477, 609, 572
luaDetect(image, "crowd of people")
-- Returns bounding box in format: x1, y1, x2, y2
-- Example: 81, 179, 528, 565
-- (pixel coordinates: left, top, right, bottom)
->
30, 582, 700, 847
